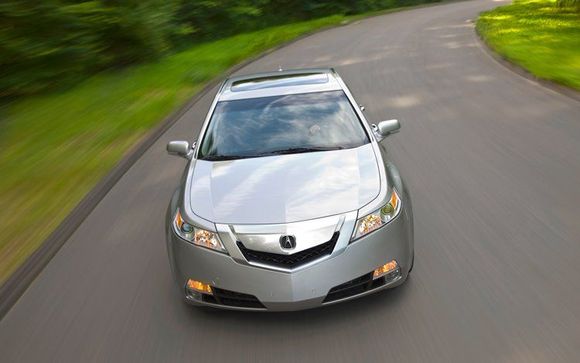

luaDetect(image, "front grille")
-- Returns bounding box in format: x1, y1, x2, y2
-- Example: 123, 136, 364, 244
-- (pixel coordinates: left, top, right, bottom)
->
202, 287, 265, 309
323, 272, 385, 303
237, 232, 339, 269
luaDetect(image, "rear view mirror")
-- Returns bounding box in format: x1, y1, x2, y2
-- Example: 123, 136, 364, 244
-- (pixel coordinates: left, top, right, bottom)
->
167, 140, 194, 159
372, 119, 400, 141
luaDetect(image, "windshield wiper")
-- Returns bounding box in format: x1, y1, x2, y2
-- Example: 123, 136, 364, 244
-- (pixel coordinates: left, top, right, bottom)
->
203, 146, 345, 161
202, 154, 250, 161
258, 146, 345, 156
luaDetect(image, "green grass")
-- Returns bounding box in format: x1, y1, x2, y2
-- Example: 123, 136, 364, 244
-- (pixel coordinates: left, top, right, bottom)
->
477, 0, 580, 90
0, 15, 350, 284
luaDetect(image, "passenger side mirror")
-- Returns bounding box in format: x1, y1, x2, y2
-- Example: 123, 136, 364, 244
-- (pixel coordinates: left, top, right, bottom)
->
167, 140, 194, 159
372, 119, 400, 141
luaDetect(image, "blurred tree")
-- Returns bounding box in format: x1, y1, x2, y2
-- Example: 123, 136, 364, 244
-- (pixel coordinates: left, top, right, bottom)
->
176, 0, 265, 39
557, 0, 580, 10
0, 0, 181, 97
97, 0, 181, 65
0, 0, 104, 97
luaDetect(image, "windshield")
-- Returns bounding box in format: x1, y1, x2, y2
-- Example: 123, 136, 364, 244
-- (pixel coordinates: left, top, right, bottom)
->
198, 91, 369, 160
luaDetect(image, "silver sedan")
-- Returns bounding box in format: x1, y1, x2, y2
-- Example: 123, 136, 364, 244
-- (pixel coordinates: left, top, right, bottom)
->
165, 68, 414, 311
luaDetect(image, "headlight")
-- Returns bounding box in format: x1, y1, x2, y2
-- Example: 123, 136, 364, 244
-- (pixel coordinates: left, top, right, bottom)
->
173, 209, 227, 253
352, 189, 401, 241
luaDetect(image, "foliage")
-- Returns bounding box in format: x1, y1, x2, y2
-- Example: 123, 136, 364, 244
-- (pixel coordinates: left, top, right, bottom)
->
0, 0, 180, 97
556, 0, 579, 10
0, 1, 102, 96
477, 0, 580, 90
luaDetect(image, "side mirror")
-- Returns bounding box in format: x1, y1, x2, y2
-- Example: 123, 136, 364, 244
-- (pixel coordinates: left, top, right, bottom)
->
372, 119, 400, 141
167, 140, 194, 159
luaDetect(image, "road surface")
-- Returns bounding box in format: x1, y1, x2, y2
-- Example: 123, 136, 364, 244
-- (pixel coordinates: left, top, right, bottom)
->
1, 0, 580, 361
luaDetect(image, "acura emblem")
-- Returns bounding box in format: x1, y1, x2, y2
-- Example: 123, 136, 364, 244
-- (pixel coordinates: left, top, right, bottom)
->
279, 235, 296, 250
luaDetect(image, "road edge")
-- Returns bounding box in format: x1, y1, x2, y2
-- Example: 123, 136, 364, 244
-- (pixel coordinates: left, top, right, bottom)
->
474, 27, 580, 102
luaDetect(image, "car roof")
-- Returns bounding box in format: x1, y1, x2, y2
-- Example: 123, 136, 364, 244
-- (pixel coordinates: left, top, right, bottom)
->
218, 68, 344, 101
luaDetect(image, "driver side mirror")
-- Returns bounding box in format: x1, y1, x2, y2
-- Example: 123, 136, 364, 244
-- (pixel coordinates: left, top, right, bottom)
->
167, 140, 195, 159
372, 119, 400, 141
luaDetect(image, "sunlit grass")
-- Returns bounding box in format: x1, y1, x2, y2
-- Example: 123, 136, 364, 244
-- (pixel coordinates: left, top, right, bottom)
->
0, 15, 346, 283
477, 0, 580, 90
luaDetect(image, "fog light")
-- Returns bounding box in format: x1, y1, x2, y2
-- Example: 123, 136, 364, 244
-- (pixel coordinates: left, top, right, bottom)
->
373, 260, 399, 279
186, 279, 213, 295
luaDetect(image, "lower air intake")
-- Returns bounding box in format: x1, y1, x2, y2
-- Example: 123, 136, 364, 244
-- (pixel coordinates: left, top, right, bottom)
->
323, 272, 386, 303
203, 288, 265, 309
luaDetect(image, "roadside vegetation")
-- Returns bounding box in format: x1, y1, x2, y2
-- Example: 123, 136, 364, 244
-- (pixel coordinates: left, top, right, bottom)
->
0, 0, 441, 284
477, 0, 580, 90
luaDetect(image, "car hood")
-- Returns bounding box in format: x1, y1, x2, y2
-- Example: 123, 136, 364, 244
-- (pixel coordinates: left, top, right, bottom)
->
188, 143, 381, 224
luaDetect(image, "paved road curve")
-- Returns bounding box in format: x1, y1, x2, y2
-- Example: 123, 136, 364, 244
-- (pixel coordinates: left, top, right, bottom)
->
2, 1, 580, 361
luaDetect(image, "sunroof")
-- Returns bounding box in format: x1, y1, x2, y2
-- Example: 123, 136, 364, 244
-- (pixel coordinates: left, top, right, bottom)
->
231, 73, 329, 92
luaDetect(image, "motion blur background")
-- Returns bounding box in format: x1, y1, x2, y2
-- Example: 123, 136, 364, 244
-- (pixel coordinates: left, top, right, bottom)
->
1, 0, 580, 361
0, 0, 578, 309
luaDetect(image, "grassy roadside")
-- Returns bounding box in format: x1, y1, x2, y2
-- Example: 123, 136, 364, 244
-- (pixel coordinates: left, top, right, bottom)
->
477, 0, 580, 90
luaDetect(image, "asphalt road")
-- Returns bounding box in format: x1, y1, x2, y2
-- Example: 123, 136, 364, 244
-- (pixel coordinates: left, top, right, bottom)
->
2, 0, 580, 361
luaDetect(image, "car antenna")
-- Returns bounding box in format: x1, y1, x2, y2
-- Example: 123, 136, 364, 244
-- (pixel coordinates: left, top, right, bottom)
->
278, 65, 283, 72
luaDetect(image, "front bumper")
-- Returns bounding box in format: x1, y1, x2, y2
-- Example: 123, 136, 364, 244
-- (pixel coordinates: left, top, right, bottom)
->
166, 207, 413, 311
